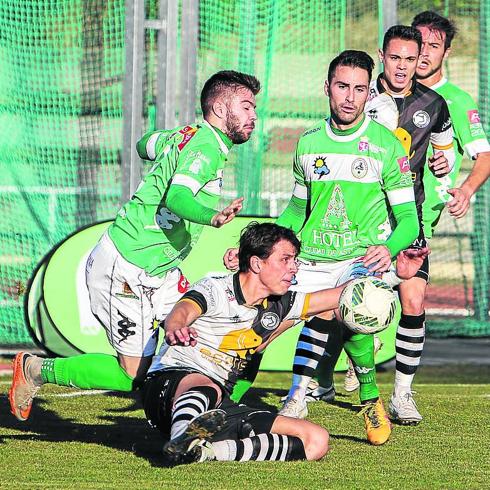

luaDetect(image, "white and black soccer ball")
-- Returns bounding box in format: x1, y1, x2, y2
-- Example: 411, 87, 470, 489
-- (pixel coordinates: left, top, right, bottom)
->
339, 277, 397, 334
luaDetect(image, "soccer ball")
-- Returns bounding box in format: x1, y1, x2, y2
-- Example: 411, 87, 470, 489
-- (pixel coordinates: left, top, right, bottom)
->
338, 277, 397, 334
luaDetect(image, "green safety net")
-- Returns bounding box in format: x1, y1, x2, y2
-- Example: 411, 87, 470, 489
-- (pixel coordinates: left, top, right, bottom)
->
0, 0, 488, 346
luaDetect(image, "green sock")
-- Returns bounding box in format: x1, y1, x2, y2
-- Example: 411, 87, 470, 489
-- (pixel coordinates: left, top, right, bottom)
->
344, 334, 379, 403
40, 354, 134, 391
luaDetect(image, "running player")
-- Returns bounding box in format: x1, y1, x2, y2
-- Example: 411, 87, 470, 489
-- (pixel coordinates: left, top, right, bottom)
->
143, 222, 427, 464
9, 70, 260, 422
412, 11, 490, 225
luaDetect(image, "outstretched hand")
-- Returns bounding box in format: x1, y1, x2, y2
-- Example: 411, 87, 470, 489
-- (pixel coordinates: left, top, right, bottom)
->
211, 197, 244, 228
395, 247, 430, 280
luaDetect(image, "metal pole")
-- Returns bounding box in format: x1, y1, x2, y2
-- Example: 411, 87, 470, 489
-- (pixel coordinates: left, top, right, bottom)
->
122, 0, 145, 203
179, 0, 199, 125
474, 0, 490, 322
382, 0, 397, 35
156, 0, 179, 129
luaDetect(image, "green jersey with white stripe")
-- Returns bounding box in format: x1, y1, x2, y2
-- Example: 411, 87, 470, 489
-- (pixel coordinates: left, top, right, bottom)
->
109, 121, 233, 277
289, 117, 415, 262
422, 78, 490, 237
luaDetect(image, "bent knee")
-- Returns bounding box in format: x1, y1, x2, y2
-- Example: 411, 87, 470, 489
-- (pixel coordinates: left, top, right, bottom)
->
401, 296, 425, 316
304, 427, 330, 460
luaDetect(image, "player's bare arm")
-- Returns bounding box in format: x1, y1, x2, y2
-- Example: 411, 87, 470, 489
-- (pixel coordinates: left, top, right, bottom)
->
164, 300, 201, 347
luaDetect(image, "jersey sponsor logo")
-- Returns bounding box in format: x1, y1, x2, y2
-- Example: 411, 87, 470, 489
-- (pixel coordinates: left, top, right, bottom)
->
354, 365, 374, 374
412, 110, 430, 128
351, 158, 368, 178
225, 287, 235, 302
115, 282, 138, 299
306, 184, 360, 257
155, 206, 181, 230
313, 157, 330, 177
303, 126, 320, 137
177, 125, 198, 151
467, 110, 481, 124
219, 328, 263, 358
178, 272, 190, 293
397, 156, 410, 173
199, 346, 248, 371
260, 312, 280, 330
470, 123, 485, 138
394, 127, 415, 159
358, 139, 369, 152
441, 118, 452, 131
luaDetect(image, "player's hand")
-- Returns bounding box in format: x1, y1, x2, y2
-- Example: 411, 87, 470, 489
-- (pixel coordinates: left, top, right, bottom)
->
211, 197, 244, 228
165, 325, 198, 347
395, 247, 430, 279
223, 247, 239, 271
362, 245, 391, 273
446, 187, 471, 219
428, 151, 450, 176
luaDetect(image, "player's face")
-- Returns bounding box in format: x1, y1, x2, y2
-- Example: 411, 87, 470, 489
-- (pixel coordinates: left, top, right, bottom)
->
416, 26, 449, 81
380, 38, 420, 94
325, 65, 369, 129
223, 87, 257, 144
258, 239, 299, 295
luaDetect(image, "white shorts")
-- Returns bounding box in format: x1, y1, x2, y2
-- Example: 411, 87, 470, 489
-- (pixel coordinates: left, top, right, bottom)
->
85, 232, 189, 357
291, 257, 395, 293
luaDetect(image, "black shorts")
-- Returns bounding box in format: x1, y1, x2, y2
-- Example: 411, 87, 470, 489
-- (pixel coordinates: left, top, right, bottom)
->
409, 231, 430, 282
142, 369, 277, 441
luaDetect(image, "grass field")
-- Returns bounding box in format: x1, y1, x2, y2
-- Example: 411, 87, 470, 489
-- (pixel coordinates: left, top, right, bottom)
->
1, 363, 489, 489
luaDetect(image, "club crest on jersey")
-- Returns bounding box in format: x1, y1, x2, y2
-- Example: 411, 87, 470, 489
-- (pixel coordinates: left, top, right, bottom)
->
177, 125, 198, 151
351, 158, 368, 178
467, 110, 481, 124
260, 312, 280, 330
397, 156, 410, 173
413, 110, 430, 128
313, 157, 330, 177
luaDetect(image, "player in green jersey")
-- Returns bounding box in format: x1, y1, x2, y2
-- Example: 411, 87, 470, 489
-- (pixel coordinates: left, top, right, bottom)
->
224, 51, 417, 446
9, 70, 261, 422
413, 11, 490, 226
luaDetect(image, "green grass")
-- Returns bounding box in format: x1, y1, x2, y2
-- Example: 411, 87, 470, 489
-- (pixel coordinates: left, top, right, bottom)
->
1, 365, 490, 489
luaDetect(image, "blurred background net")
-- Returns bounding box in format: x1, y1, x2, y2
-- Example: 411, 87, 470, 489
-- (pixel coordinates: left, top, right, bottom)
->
0, 0, 488, 345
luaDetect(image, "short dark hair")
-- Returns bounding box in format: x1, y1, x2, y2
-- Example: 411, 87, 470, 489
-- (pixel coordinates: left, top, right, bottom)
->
238, 222, 300, 273
412, 11, 457, 50
200, 70, 261, 118
327, 50, 375, 83
383, 25, 422, 52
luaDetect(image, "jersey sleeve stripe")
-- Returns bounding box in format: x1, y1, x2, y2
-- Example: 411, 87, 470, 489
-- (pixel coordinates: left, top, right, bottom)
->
464, 139, 490, 159
292, 182, 308, 199
432, 142, 454, 150
177, 289, 208, 315
146, 132, 161, 160
172, 174, 202, 194
386, 187, 415, 206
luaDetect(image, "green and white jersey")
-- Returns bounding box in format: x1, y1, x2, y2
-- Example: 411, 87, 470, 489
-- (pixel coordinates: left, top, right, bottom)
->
291, 117, 414, 262
109, 121, 233, 277
423, 78, 490, 237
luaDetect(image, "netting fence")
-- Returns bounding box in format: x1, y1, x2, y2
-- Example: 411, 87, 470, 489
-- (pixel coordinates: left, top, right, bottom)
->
0, 0, 489, 346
